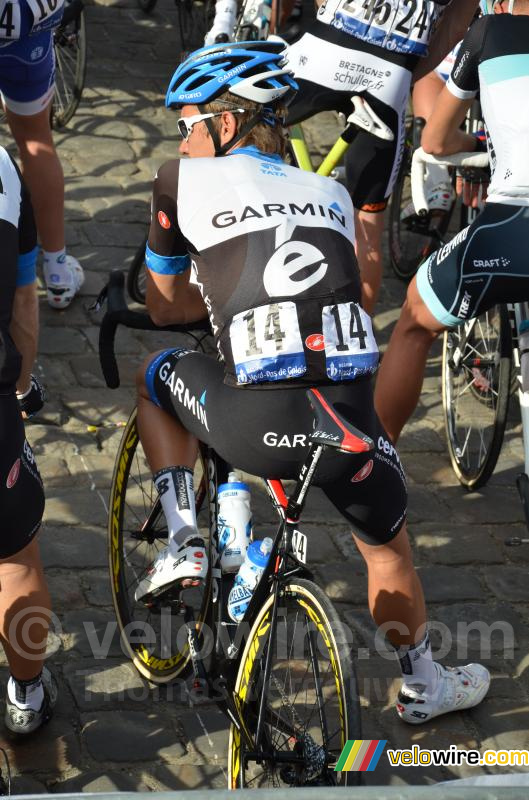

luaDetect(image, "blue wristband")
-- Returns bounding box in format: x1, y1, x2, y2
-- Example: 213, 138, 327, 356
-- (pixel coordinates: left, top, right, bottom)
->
145, 244, 190, 275
16, 245, 38, 287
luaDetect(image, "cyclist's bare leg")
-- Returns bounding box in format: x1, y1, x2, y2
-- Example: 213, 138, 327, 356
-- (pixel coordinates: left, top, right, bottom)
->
374, 277, 444, 443
0, 536, 51, 681
6, 104, 64, 252
136, 354, 198, 473
355, 207, 385, 316
353, 522, 426, 647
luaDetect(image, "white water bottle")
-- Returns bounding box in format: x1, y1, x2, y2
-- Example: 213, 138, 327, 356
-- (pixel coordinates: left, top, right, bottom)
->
217, 472, 252, 573
227, 537, 273, 623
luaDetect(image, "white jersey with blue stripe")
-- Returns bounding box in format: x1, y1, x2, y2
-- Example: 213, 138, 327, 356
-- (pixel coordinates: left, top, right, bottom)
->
447, 13, 529, 206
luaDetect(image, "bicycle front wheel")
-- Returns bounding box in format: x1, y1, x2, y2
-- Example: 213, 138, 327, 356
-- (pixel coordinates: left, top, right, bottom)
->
52, 0, 87, 129
108, 408, 211, 683
228, 578, 360, 788
176, 0, 213, 53
442, 304, 512, 491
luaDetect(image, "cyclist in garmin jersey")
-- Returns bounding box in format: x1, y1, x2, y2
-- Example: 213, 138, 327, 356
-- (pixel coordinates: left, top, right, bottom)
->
285, 0, 478, 314
375, 0, 529, 443
0, 146, 58, 735
0, 0, 84, 309
135, 40, 490, 725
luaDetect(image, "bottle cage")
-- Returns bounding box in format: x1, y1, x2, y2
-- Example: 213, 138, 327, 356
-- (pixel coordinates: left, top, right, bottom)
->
347, 96, 394, 142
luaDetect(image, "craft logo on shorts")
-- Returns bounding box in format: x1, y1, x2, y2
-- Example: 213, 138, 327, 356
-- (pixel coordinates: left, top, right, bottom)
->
305, 333, 325, 351
6, 458, 20, 489
31, 47, 44, 61
351, 459, 373, 483
158, 211, 171, 230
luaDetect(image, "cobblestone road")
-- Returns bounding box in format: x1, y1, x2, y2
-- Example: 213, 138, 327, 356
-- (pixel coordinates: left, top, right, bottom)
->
2, 0, 529, 791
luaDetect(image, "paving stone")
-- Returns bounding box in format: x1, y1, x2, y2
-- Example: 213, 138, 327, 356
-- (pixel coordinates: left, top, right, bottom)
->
415, 566, 486, 604
71, 354, 139, 388
62, 608, 123, 658
52, 771, 151, 793
64, 659, 152, 710
44, 486, 107, 527
81, 710, 185, 762
483, 566, 529, 602
150, 764, 227, 790
314, 560, 367, 606
39, 327, 88, 355
0, 716, 81, 774
40, 524, 107, 569
413, 523, 505, 565
471, 700, 529, 753
47, 568, 86, 612
428, 603, 525, 661
177, 708, 229, 764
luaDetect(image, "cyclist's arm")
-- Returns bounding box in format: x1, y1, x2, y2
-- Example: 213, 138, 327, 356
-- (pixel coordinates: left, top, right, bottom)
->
421, 88, 474, 155
146, 160, 207, 327
412, 0, 478, 83
421, 16, 483, 156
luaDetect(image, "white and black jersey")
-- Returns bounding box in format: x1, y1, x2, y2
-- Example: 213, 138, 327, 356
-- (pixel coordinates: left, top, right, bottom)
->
316, 0, 452, 57
447, 14, 529, 206
148, 147, 379, 388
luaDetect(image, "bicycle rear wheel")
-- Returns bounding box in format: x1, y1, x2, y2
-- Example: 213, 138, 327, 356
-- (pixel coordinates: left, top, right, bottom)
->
108, 408, 211, 683
388, 126, 453, 282
127, 236, 147, 305
442, 304, 512, 491
51, 0, 87, 129
176, 0, 214, 53
228, 577, 360, 788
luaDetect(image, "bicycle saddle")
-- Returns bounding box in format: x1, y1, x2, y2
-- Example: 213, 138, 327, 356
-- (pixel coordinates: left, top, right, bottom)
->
307, 388, 374, 454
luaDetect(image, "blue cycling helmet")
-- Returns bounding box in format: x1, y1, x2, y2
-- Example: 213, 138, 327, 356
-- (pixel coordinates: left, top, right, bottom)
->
166, 39, 298, 109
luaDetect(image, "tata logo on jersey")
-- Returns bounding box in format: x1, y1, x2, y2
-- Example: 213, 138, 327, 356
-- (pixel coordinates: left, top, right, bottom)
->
212, 201, 346, 229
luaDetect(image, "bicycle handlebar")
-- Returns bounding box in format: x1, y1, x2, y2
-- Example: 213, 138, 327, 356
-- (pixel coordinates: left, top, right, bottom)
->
411, 146, 490, 217
97, 270, 210, 389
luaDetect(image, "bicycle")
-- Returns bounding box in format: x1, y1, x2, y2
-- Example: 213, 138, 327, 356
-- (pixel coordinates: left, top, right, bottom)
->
97, 269, 362, 787
136, 0, 214, 53
51, 0, 87, 129
410, 148, 528, 512
388, 114, 456, 282
126, 96, 393, 304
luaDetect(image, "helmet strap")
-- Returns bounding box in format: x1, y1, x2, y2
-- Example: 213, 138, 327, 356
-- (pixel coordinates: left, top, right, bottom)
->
199, 104, 263, 157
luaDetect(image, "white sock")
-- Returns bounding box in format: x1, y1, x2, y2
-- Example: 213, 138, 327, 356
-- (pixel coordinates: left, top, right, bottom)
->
154, 466, 198, 555
395, 631, 437, 692
425, 163, 451, 191
211, 0, 237, 35
43, 248, 71, 286
8, 674, 44, 711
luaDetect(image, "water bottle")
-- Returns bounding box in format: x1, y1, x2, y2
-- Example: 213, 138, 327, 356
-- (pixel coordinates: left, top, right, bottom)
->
217, 472, 252, 573
227, 537, 273, 623
519, 320, 529, 392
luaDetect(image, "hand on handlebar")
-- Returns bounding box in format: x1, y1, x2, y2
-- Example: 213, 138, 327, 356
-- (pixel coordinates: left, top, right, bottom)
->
456, 172, 489, 210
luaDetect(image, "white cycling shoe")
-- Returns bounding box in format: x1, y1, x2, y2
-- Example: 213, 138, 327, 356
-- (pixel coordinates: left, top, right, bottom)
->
396, 662, 490, 725
44, 254, 85, 310
134, 535, 208, 603
401, 181, 455, 221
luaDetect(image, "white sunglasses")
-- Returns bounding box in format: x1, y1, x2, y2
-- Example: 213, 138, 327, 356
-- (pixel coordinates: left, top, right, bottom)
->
177, 108, 245, 141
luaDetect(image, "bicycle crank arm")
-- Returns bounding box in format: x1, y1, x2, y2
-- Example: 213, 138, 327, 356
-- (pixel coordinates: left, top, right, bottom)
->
515, 472, 529, 535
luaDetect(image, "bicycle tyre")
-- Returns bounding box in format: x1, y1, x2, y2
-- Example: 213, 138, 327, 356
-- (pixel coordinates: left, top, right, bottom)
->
442, 304, 512, 491
176, 0, 213, 53
137, 0, 158, 12
108, 408, 212, 683
227, 577, 360, 788
51, 1, 87, 129
388, 140, 453, 282
127, 236, 147, 305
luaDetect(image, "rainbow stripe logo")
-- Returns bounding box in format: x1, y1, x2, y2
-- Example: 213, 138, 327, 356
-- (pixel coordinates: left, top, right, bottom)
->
335, 740, 387, 772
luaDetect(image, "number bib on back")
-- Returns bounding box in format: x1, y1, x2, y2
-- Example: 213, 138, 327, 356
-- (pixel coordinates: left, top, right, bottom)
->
230, 302, 307, 385
318, 0, 444, 57
322, 302, 378, 380
0, 0, 64, 42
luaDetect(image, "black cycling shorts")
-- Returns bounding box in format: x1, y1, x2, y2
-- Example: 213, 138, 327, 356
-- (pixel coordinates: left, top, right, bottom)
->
417, 203, 529, 326
0, 394, 44, 558
287, 21, 409, 212
145, 349, 407, 546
